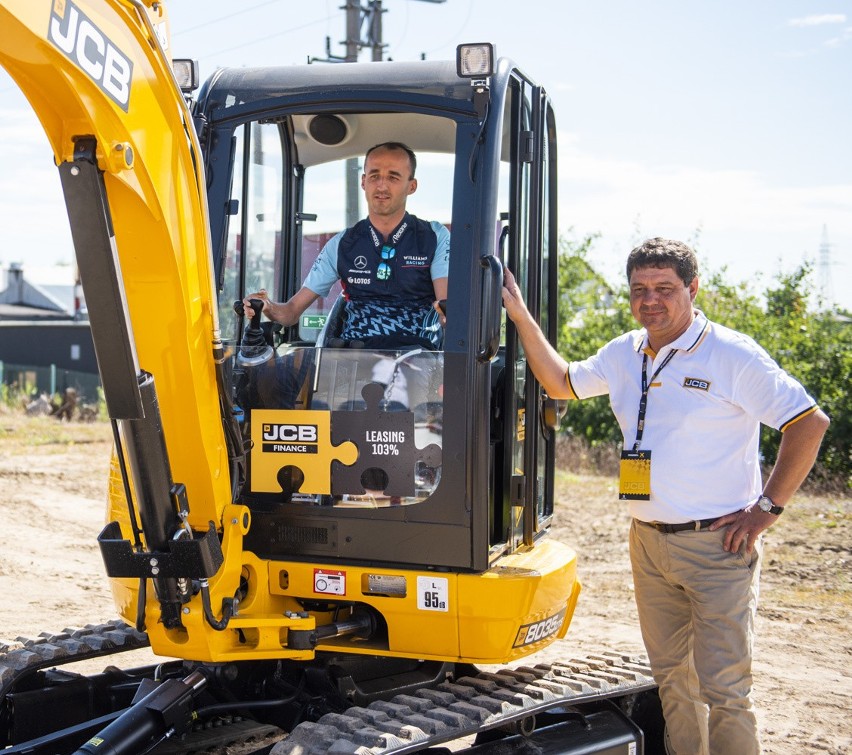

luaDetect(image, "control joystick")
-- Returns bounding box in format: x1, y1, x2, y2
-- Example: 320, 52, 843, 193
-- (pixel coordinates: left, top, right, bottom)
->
236, 298, 274, 367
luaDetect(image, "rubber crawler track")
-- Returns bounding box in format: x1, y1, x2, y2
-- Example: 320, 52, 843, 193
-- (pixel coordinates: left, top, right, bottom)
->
0, 620, 150, 699
1, 627, 656, 754
272, 652, 657, 755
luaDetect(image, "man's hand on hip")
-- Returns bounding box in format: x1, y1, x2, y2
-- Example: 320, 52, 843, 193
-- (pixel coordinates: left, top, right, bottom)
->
710, 507, 778, 554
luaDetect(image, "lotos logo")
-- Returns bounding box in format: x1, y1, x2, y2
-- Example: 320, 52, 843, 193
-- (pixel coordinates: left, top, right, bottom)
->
48, 0, 133, 111
513, 608, 567, 647
683, 377, 711, 391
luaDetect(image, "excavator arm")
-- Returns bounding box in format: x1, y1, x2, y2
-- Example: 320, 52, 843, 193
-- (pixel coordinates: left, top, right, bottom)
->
0, 0, 240, 630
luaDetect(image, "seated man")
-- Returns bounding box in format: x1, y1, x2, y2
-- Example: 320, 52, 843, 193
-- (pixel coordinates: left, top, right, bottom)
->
243, 141, 449, 350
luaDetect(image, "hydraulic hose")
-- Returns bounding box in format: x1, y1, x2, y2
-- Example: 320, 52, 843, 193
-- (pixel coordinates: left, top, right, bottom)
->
200, 579, 233, 631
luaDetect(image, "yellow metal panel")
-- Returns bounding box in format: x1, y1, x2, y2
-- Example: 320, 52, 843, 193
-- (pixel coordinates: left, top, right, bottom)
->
0, 0, 231, 537
457, 540, 580, 663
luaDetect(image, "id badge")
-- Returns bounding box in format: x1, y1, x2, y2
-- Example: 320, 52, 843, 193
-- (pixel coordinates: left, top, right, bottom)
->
619, 449, 652, 500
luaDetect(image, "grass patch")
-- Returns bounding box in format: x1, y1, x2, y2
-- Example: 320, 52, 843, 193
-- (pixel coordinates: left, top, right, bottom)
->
0, 412, 111, 448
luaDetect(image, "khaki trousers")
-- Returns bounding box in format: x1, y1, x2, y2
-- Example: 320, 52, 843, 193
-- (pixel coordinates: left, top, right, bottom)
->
629, 520, 762, 755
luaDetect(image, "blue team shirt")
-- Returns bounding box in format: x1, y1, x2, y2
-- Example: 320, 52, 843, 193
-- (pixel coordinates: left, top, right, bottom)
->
304, 214, 450, 347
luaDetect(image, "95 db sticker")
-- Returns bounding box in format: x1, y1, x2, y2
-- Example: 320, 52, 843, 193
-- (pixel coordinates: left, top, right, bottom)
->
314, 569, 346, 596
513, 607, 567, 647
417, 576, 449, 612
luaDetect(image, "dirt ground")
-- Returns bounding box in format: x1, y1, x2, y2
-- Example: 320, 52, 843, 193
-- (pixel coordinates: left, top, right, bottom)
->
0, 412, 849, 753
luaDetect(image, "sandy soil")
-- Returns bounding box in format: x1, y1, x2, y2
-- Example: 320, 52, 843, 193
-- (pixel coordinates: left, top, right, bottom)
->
0, 413, 849, 753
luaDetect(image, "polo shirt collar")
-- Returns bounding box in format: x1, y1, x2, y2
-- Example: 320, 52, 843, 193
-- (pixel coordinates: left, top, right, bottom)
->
633, 309, 709, 356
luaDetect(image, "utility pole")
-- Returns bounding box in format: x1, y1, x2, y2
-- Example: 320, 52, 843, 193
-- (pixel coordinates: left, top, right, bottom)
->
344, 1, 384, 226
311, 1, 446, 226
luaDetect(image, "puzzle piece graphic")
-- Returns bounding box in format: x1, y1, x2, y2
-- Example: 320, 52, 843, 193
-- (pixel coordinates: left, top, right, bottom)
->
331, 382, 442, 498
250, 409, 357, 496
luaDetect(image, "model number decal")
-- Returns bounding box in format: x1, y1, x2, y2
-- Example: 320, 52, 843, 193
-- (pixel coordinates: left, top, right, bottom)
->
48, 0, 133, 111
513, 607, 567, 647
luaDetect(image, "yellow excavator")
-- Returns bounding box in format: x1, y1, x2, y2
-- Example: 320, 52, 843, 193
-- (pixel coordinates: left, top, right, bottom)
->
0, 1, 664, 752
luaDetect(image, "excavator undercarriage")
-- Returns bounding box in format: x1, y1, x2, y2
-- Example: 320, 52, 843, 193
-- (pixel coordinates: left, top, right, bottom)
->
1, 624, 662, 754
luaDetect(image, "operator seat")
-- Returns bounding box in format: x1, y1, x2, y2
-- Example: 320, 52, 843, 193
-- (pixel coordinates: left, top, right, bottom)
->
316, 294, 348, 348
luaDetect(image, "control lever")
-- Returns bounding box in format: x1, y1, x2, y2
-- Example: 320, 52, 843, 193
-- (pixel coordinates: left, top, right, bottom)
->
234, 298, 274, 367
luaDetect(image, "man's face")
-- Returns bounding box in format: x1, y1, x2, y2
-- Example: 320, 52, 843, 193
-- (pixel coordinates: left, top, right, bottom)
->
361, 148, 417, 220
629, 265, 698, 348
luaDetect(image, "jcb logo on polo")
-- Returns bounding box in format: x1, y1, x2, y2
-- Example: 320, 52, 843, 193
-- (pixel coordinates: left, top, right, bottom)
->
262, 424, 318, 443
49, 0, 133, 111
683, 377, 711, 391
513, 608, 566, 647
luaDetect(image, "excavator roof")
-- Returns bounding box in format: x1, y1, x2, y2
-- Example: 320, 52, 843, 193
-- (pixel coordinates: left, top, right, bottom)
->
199, 59, 476, 114
196, 58, 502, 166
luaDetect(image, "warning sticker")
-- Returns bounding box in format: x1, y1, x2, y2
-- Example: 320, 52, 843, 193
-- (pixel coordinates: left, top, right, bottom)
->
416, 576, 449, 612
314, 569, 346, 596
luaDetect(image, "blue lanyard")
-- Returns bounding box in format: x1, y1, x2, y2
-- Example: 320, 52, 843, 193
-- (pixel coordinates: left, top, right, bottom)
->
633, 350, 677, 451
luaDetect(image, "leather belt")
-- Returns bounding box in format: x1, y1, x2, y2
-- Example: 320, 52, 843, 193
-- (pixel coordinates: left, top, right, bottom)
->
636, 518, 717, 534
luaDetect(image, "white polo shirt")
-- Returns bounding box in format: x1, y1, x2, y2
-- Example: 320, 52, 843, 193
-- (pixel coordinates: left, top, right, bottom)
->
566, 310, 817, 523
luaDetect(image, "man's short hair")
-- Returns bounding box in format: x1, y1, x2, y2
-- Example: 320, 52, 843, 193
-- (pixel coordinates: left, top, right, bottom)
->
626, 238, 698, 286
365, 141, 418, 178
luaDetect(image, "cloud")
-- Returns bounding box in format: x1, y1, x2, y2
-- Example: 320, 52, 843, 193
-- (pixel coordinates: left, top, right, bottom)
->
558, 135, 851, 238
787, 14, 846, 28
824, 26, 852, 47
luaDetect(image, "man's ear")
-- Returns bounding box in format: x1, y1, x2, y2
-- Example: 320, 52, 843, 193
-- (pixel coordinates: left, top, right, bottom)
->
689, 277, 699, 302
408, 177, 418, 195
361, 174, 366, 191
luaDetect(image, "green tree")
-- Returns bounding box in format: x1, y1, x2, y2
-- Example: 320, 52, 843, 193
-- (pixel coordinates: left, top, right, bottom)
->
555, 234, 628, 446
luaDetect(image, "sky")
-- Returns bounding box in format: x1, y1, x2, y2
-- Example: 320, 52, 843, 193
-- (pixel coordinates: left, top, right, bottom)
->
1, 0, 850, 310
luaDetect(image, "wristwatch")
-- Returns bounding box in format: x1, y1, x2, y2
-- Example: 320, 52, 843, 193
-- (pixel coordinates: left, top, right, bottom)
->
756, 494, 784, 515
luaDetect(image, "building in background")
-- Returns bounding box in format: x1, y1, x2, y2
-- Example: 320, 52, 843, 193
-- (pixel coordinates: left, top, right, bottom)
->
0, 263, 98, 401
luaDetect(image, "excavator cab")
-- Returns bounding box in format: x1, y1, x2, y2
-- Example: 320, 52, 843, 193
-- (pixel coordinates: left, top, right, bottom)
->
197, 49, 563, 579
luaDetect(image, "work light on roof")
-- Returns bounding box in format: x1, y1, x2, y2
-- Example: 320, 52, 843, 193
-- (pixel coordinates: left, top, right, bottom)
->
172, 59, 199, 94
456, 43, 494, 78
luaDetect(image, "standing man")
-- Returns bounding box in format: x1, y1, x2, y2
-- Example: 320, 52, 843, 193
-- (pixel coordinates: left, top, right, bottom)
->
501, 237, 829, 754
244, 141, 448, 349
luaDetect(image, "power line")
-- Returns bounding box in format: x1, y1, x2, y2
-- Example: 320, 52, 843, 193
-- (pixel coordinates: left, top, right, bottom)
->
170, 0, 284, 36
193, 13, 343, 59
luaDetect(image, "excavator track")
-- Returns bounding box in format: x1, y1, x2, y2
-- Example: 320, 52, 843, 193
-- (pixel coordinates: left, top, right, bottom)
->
0, 620, 150, 699
1, 624, 659, 754
273, 652, 658, 754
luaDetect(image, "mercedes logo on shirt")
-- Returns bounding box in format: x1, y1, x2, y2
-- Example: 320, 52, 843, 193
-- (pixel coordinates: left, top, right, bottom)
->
354, 255, 368, 269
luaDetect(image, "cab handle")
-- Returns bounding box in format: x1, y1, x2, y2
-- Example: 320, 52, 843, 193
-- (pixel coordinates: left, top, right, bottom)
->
477, 255, 503, 362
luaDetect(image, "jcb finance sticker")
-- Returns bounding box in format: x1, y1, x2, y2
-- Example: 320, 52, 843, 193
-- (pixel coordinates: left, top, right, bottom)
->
619, 449, 651, 500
